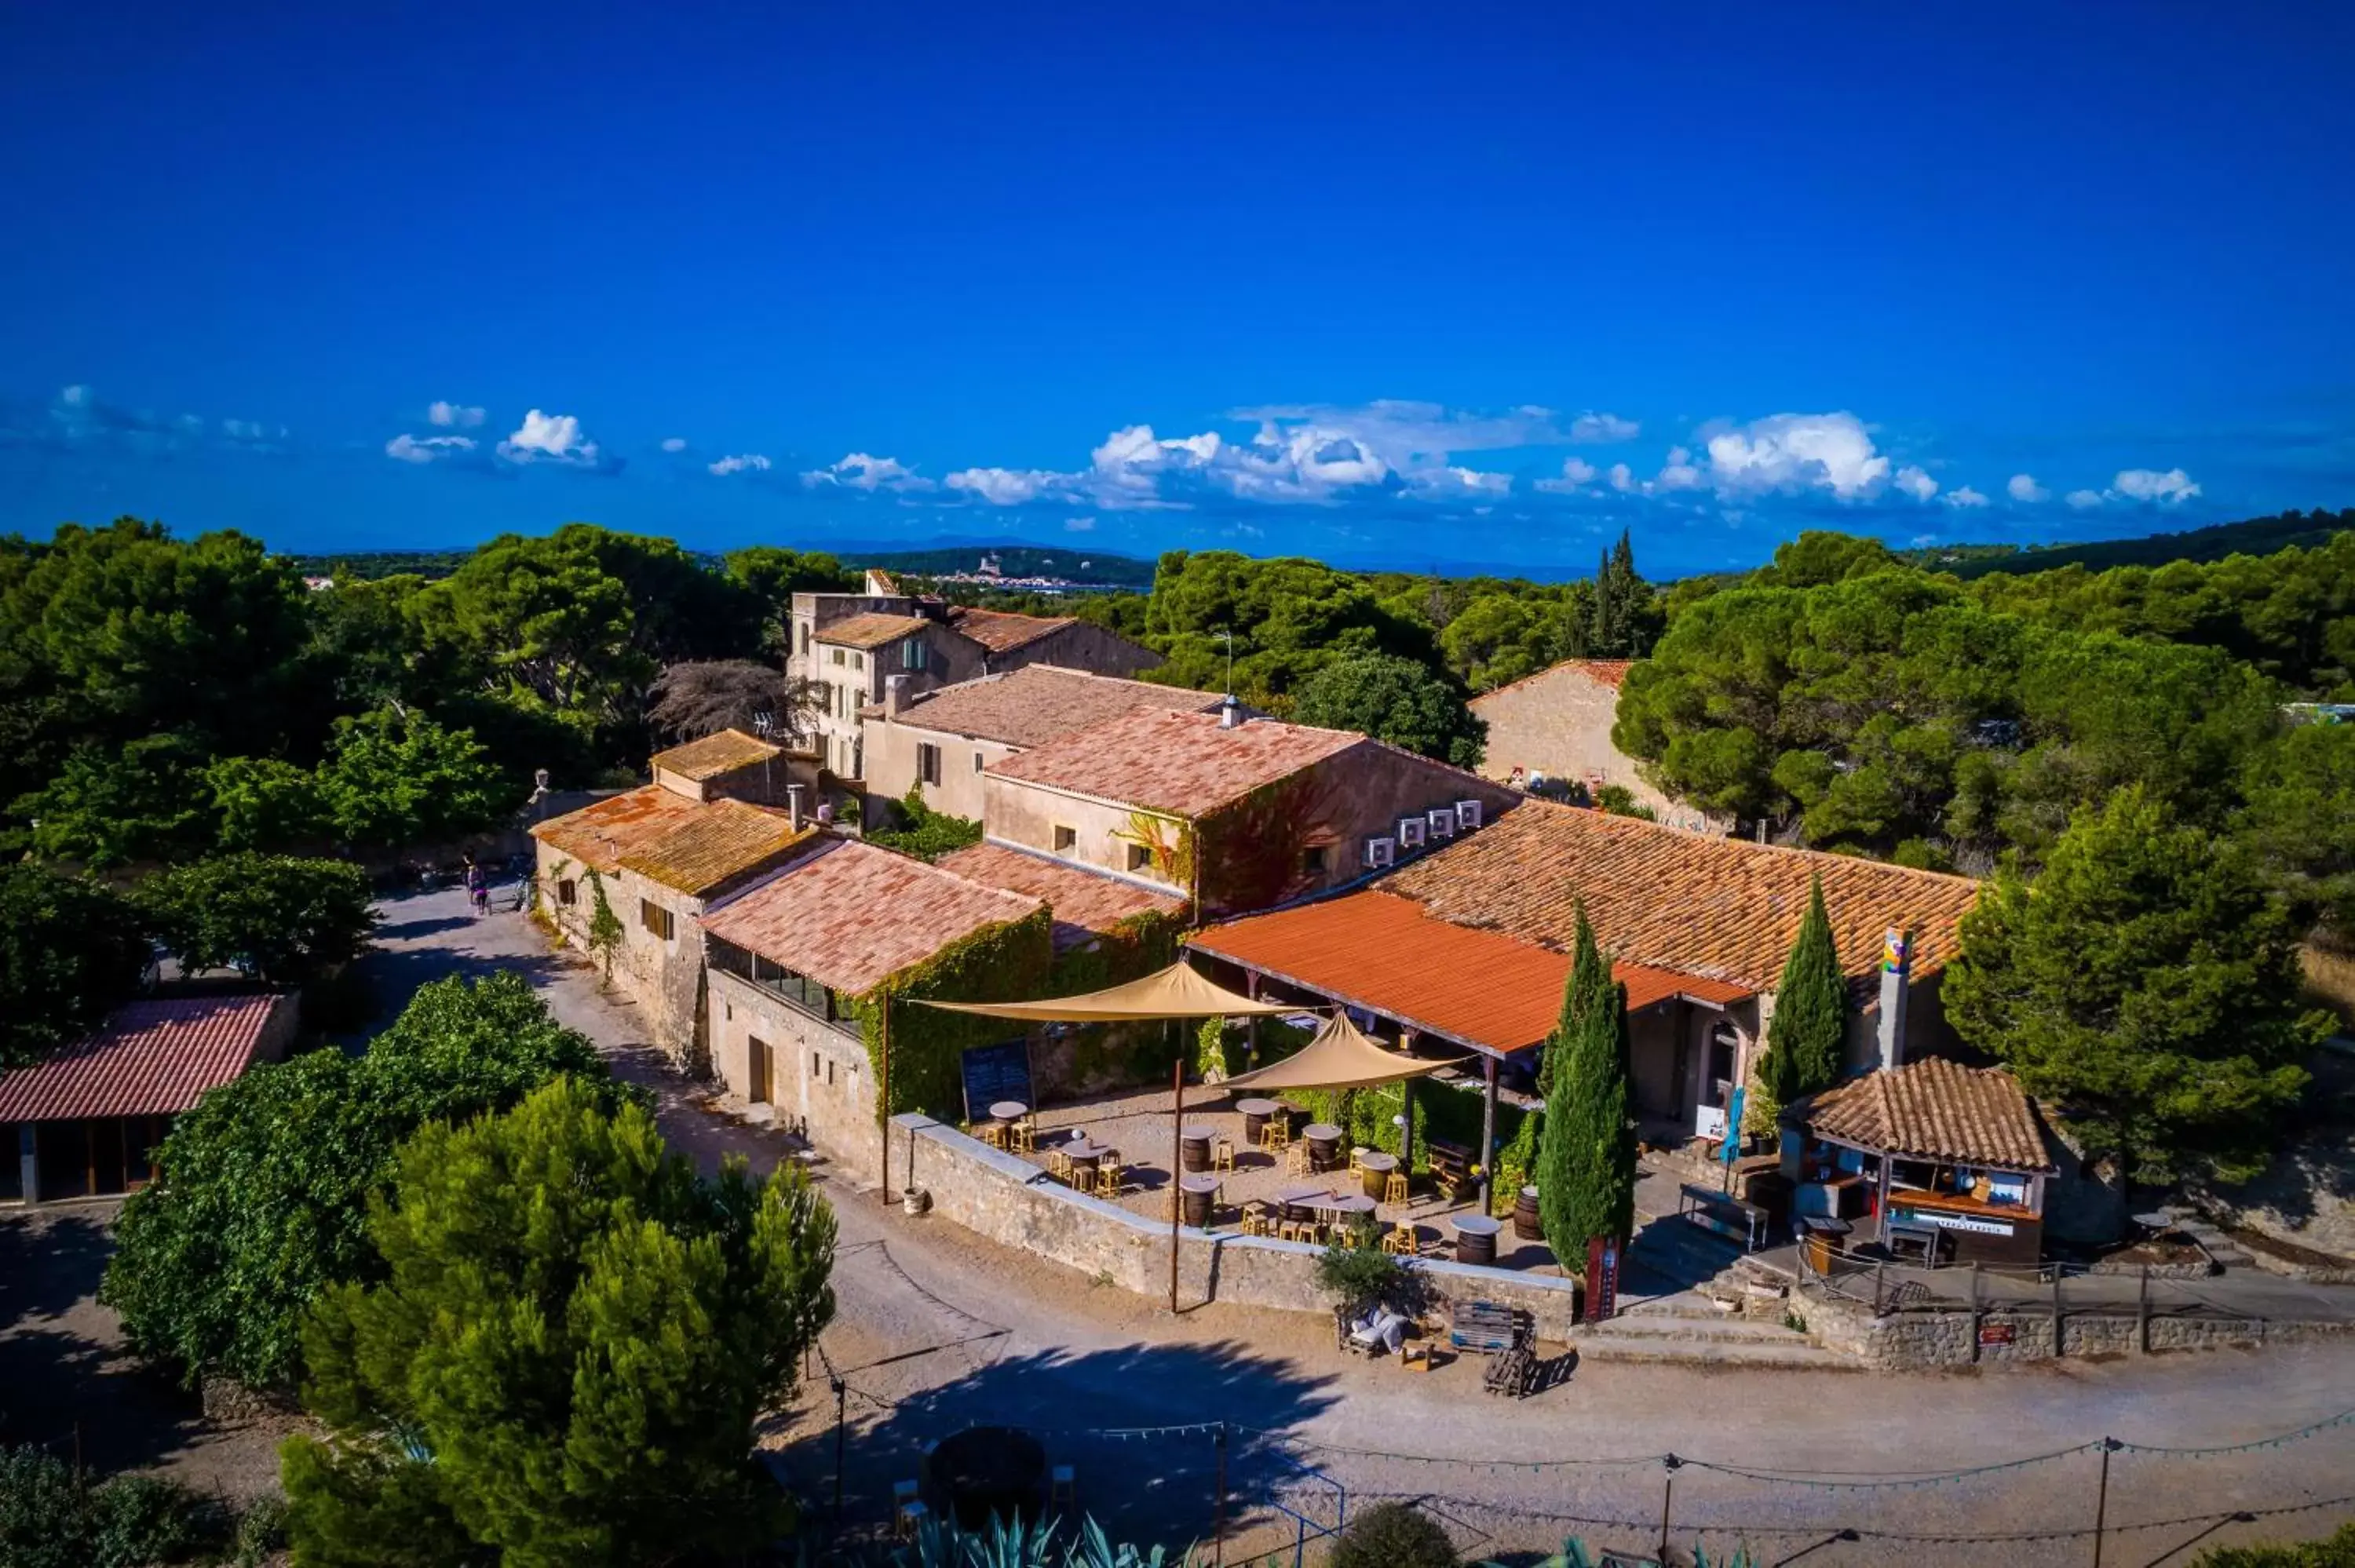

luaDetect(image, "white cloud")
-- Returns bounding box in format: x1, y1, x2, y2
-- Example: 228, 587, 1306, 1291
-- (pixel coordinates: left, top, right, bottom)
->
1702, 411, 1891, 500
1894, 465, 1939, 503
1408, 465, 1514, 498
2111, 467, 2200, 504
660, 436, 688, 454
2007, 473, 2050, 503
709, 453, 771, 476
497, 408, 601, 467
1535, 456, 1600, 494
428, 400, 486, 428
800, 452, 933, 492
385, 433, 477, 464
1655, 446, 1706, 491
946, 466, 1073, 505
1064, 516, 1097, 532
1568, 411, 1640, 443
59, 384, 92, 409
1608, 462, 1637, 492
1944, 485, 1990, 509
2066, 489, 2105, 510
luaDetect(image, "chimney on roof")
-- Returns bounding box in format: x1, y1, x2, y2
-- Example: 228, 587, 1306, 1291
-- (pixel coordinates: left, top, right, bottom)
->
1873, 928, 1912, 1072
882, 673, 911, 717
786, 783, 805, 832
1218, 694, 1243, 729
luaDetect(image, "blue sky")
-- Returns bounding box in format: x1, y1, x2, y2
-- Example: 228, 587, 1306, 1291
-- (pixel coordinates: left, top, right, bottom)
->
3, 3, 2351, 579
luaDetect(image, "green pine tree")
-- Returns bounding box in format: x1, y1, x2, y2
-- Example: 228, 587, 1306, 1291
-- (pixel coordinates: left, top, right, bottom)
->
1754, 876, 1849, 1128
1538, 905, 1637, 1264
282, 1076, 838, 1566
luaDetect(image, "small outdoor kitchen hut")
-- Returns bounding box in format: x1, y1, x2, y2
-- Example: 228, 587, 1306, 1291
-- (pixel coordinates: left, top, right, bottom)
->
1783, 1057, 2058, 1269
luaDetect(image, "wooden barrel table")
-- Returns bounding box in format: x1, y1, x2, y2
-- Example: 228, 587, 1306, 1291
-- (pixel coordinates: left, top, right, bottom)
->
1302, 1123, 1344, 1172
1359, 1150, 1399, 1200
1178, 1122, 1218, 1172
1237, 1097, 1282, 1145
1453, 1213, 1502, 1267
1179, 1173, 1220, 1227
1513, 1184, 1544, 1240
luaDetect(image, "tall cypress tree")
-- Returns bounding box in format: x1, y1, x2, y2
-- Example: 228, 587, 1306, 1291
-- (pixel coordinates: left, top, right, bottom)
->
1538, 905, 1638, 1264
1757, 877, 1849, 1120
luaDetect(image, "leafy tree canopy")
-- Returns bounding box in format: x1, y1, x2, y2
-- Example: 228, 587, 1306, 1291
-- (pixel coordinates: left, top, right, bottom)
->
2236, 720, 2355, 935
283, 1077, 837, 1568
134, 853, 377, 988
100, 973, 618, 1390
315, 704, 511, 852
869, 785, 984, 862
1943, 786, 2329, 1183
0, 864, 148, 1070
1288, 651, 1487, 768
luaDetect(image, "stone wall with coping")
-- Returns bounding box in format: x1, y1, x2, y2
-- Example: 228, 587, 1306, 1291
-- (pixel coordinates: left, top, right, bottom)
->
1795, 1280, 2352, 1369
708, 968, 876, 1162
887, 1113, 1586, 1340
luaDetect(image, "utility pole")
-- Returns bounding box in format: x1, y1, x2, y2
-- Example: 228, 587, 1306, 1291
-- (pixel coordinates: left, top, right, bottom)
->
878, 994, 893, 1205
2091, 1438, 2120, 1568
1169, 1059, 1185, 1313
1657, 1453, 1681, 1565
831, 1379, 848, 1521
1211, 1421, 1229, 1566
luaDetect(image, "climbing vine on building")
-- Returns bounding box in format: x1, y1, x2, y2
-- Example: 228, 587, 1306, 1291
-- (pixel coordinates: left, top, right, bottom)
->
1196, 770, 1338, 917
848, 907, 1056, 1124
583, 867, 623, 978
1114, 810, 1194, 889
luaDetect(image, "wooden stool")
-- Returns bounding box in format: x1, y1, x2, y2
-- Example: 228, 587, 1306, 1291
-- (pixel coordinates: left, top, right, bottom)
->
1286, 1142, 1312, 1176
1348, 1147, 1366, 1178
1212, 1137, 1236, 1173
980, 1123, 1009, 1150
1382, 1223, 1415, 1256
1094, 1162, 1124, 1198
1384, 1172, 1410, 1205
1013, 1121, 1038, 1153
1261, 1120, 1290, 1151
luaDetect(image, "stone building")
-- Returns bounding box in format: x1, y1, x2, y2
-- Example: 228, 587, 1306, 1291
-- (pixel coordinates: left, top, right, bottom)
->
1191, 797, 1983, 1163
862, 664, 1224, 822
977, 702, 1522, 923
1469, 658, 1724, 831
786, 575, 1159, 789
530, 728, 818, 1065
697, 837, 1049, 1154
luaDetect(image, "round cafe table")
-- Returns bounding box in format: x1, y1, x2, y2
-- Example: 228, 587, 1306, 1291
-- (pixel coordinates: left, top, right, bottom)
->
1061, 1139, 1112, 1173
1178, 1121, 1219, 1172
1318, 1193, 1376, 1217
1179, 1173, 1221, 1227
1237, 1097, 1283, 1144
1452, 1212, 1502, 1267
1358, 1150, 1399, 1200
989, 1100, 1029, 1122
1302, 1122, 1344, 1172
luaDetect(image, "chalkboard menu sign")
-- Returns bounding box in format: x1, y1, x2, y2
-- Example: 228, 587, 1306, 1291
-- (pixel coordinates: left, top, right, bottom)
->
959, 1040, 1035, 1122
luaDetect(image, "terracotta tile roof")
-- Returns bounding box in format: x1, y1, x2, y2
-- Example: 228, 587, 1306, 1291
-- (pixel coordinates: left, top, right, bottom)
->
1379, 798, 1981, 992
945, 605, 1075, 654
649, 727, 783, 781
0, 995, 289, 1121
1188, 890, 1751, 1056
1470, 657, 1636, 708
618, 800, 816, 896
889, 665, 1222, 749
937, 841, 1187, 952
700, 838, 1043, 994
817, 612, 932, 650
1798, 1058, 2054, 1172
988, 709, 1361, 819
531, 785, 706, 874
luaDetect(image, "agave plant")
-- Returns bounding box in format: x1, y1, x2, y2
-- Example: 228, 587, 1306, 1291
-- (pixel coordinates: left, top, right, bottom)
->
1483, 1540, 1755, 1568
872, 1512, 1200, 1568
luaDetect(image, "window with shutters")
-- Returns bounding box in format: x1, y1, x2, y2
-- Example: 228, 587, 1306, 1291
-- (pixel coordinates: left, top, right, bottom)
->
918, 743, 941, 786
640, 899, 675, 941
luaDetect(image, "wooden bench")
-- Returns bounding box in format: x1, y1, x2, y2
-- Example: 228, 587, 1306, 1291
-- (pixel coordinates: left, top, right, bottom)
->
1425, 1137, 1477, 1200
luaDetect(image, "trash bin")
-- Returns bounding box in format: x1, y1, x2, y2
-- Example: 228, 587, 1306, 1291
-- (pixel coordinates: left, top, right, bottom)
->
1801, 1216, 1852, 1274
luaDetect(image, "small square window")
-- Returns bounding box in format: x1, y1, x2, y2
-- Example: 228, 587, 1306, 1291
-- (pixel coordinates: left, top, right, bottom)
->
557, 878, 577, 906
853, 652, 864, 670
1126, 843, 1152, 873
973, 749, 985, 773
918, 742, 942, 786
640, 899, 674, 941
1300, 845, 1331, 875
1053, 825, 1077, 851
831, 647, 845, 665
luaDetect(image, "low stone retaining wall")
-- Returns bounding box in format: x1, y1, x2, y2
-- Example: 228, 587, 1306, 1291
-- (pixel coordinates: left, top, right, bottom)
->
1797, 1282, 2353, 1369
891, 1114, 1585, 1340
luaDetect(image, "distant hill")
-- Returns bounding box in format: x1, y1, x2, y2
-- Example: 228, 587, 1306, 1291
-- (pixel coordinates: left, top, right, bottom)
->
1923, 508, 2353, 579
858, 545, 1156, 588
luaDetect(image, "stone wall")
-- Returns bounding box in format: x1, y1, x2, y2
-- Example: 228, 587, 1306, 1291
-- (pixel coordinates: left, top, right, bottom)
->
997, 622, 1160, 680
532, 841, 706, 1068
708, 968, 876, 1162
888, 1114, 1586, 1340
1795, 1280, 2351, 1369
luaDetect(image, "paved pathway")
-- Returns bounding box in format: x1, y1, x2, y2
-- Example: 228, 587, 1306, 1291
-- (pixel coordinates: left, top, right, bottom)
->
363, 888, 2355, 1565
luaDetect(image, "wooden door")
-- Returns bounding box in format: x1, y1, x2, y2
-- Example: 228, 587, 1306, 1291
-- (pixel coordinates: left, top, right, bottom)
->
749, 1037, 772, 1104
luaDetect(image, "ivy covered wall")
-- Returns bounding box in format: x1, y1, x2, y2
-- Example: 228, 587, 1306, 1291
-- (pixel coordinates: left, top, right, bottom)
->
849, 906, 1056, 1124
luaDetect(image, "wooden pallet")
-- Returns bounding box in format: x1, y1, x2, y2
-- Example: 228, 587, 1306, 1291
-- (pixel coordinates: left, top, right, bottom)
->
1448, 1300, 1532, 1356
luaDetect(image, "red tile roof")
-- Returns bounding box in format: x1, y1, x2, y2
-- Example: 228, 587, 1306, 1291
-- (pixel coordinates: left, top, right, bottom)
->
531, 785, 706, 874
987, 709, 1361, 819
946, 606, 1075, 654
700, 838, 1044, 994
618, 800, 816, 896
817, 611, 932, 650
648, 727, 782, 780
0, 995, 289, 1121
1800, 1058, 2054, 1172
886, 665, 1222, 749
1470, 657, 1636, 708
1380, 799, 1981, 991
936, 841, 1187, 952
1188, 890, 1751, 1056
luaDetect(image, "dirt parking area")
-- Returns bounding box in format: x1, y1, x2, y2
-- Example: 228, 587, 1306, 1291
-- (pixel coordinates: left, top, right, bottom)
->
0, 1202, 297, 1501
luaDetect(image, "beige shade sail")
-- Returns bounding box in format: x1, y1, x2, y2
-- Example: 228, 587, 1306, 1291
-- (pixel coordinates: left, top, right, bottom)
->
908, 961, 1296, 1023
1217, 1010, 1465, 1092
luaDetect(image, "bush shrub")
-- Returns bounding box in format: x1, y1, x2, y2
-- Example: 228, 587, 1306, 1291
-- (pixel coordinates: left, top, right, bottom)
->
0, 1446, 228, 1568
1328, 1500, 1458, 1568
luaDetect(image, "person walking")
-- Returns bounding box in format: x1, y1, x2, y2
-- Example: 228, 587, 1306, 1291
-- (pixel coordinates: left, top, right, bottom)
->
464, 856, 488, 917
